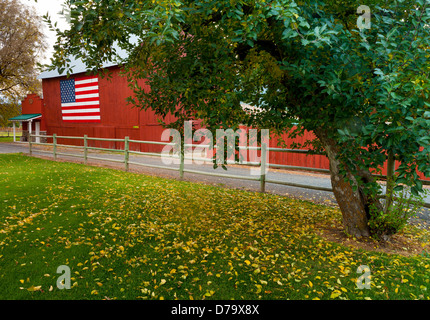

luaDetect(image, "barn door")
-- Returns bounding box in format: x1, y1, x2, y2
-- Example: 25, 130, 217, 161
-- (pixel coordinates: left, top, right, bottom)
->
35, 121, 40, 143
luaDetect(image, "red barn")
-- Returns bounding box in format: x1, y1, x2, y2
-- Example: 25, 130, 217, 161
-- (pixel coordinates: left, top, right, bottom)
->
30, 59, 430, 182
35, 56, 331, 170
9, 93, 45, 143
37, 59, 181, 153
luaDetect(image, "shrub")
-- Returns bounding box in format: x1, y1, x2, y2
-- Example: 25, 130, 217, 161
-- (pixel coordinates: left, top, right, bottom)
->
369, 187, 427, 240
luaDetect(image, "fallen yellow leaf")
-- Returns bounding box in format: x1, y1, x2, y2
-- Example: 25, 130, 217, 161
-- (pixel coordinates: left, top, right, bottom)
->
27, 285, 42, 292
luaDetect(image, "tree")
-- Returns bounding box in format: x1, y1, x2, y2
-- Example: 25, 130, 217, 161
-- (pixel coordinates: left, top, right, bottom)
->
0, 98, 21, 130
0, 0, 46, 100
48, 0, 430, 238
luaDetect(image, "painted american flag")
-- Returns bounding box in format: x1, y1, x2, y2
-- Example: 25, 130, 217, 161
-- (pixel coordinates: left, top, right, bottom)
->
60, 75, 101, 123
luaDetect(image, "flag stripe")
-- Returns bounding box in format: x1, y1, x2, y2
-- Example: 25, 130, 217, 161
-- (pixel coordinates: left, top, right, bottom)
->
63, 116, 101, 121
62, 108, 100, 114
75, 78, 98, 86
75, 88, 99, 94
76, 93, 100, 100
61, 106, 101, 111
61, 101, 100, 108
63, 119, 101, 123
62, 112, 101, 117
75, 98, 99, 104
60, 75, 101, 123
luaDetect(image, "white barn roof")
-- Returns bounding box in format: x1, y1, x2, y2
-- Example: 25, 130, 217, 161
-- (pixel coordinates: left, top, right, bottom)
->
38, 36, 138, 79
38, 56, 122, 79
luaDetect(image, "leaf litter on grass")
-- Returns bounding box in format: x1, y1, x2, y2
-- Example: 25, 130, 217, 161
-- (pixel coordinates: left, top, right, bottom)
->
0, 154, 430, 300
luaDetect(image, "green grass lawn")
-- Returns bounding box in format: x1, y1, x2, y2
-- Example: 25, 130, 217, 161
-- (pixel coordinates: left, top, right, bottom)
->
0, 131, 21, 143
0, 153, 429, 300
0, 136, 20, 143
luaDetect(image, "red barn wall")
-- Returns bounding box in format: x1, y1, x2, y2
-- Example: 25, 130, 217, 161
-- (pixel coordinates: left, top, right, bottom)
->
21, 93, 45, 132
268, 129, 330, 170
40, 65, 428, 181
22, 93, 43, 115
40, 64, 331, 170
41, 66, 169, 151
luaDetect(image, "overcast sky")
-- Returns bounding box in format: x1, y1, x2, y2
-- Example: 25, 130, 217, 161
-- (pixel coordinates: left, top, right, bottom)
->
22, 0, 68, 65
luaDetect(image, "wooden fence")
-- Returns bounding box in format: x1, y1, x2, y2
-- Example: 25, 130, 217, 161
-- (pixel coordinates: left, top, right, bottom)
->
0, 128, 22, 135
28, 133, 429, 208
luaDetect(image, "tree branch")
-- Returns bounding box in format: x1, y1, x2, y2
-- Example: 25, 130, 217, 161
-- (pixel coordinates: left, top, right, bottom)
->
235, 39, 282, 62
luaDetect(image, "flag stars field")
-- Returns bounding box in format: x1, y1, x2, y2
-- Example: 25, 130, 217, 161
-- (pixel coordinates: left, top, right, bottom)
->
0, 154, 429, 300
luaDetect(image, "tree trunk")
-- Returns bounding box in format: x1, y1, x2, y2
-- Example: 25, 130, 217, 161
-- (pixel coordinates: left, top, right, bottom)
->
314, 128, 373, 238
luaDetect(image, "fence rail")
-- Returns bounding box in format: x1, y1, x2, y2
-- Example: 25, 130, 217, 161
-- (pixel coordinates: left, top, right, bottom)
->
28, 133, 430, 208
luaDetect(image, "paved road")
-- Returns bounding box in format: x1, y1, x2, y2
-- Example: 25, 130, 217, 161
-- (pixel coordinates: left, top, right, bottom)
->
0, 142, 29, 154
1, 142, 429, 227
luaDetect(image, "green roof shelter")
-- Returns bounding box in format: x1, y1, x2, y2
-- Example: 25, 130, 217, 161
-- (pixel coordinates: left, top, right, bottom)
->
8, 113, 42, 143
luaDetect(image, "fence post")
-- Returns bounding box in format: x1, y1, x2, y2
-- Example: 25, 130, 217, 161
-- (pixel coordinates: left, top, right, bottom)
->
53, 134, 57, 160
84, 135, 88, 165
29, 133, 32, 156
260, 143, 267, 193
179, 141, 185, 180
124, 136, 130, 172
385, 150, 395, 211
